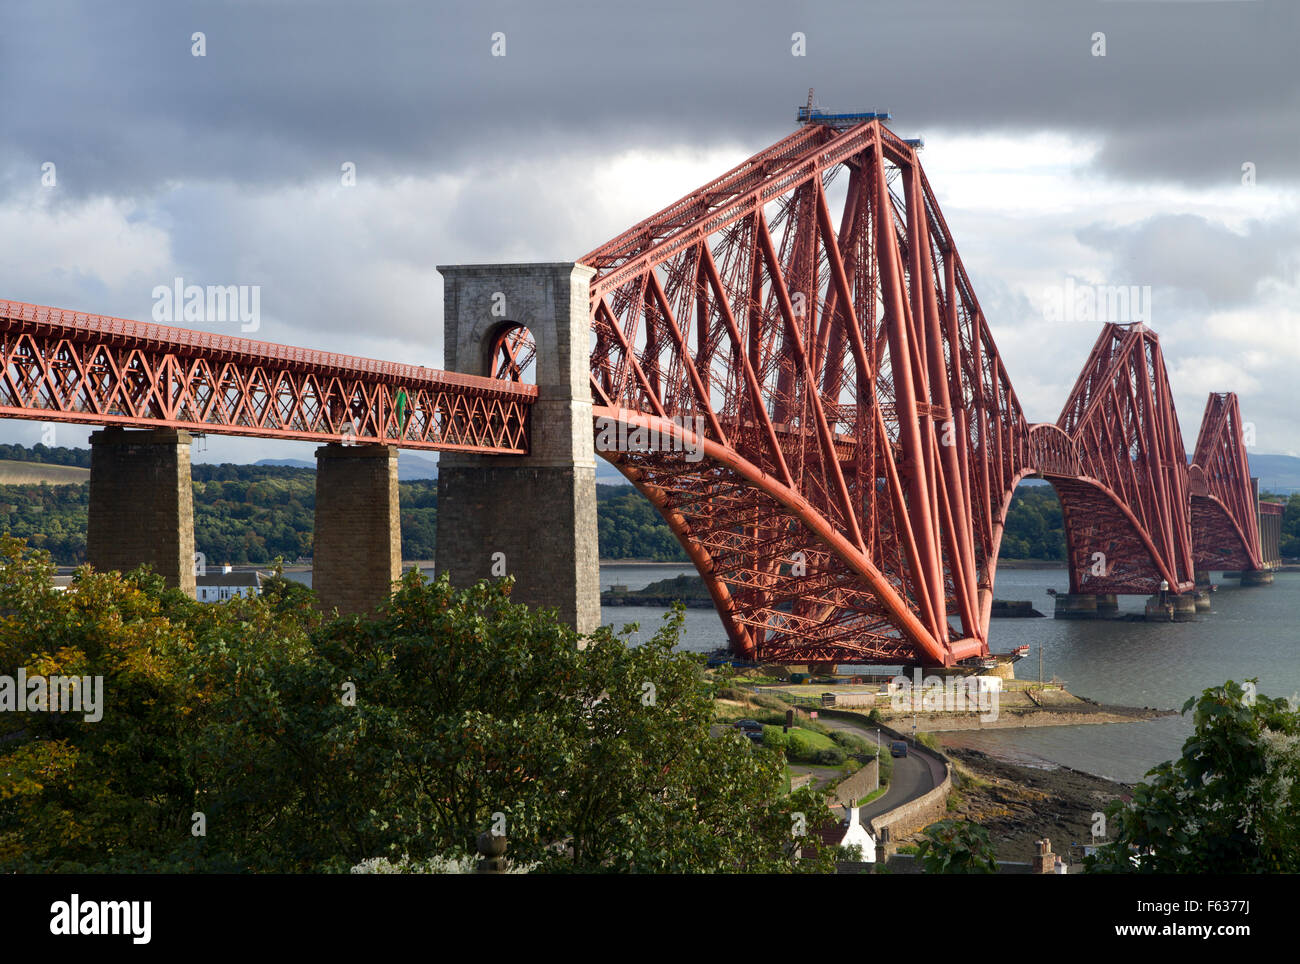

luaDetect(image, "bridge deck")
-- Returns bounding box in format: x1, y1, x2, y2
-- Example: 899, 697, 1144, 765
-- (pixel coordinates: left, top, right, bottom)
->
0, 299, 536, 453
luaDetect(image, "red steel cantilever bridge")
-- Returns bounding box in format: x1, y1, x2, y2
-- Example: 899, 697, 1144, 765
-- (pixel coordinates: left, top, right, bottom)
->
0, 119, 1271, 667
576, 119, 1270, 667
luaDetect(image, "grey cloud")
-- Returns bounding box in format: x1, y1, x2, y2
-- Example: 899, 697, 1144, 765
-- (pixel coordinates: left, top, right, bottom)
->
2, 0, 1296, 204
1076, 214, 1300, 308
1, 0, 1296, 456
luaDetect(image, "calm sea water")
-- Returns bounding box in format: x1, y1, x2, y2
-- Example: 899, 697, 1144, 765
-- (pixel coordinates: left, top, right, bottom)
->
283, 562, 1299, 782
936, 568, 1300, 782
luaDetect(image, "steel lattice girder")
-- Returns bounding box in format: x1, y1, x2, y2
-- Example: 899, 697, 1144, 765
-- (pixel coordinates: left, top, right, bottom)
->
1188, 392, 1263, 570
582, 122, 1030, 667
1, 125, 1266, 667
1054, 323, 1196, 594
581, 125, 1262, 666
0, 300, 535, 453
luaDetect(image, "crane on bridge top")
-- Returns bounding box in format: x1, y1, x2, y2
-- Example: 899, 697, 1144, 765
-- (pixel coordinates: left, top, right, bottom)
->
796, 88, 923, 148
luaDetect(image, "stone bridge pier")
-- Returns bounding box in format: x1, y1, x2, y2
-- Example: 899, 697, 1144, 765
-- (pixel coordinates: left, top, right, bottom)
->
434, 262, 601, 636
87, 427, 197, 595
313, 442, 401, 614
85, 425, 402, 613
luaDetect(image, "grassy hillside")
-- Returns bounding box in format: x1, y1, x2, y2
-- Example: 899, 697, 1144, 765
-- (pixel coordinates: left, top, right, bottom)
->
0, 460, 90, 484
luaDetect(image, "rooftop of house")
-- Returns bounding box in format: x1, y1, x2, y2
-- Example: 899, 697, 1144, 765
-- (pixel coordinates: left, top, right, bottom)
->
197, 570, 266, 588
815, 804, 876, 855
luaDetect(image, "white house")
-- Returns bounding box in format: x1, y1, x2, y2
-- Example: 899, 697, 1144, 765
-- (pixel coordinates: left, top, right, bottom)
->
815, 804, 877, 862
196, 567, 266, 603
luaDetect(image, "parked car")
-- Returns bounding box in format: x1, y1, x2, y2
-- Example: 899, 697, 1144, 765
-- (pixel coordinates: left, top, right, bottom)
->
890, 740, 908, 758
733, 719, 765, 743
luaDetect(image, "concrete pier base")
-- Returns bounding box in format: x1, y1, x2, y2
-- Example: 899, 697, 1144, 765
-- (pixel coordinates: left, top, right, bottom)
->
1194, 590, 1212, 612
87, 427, 195, 595
1053, 593, 1098, 619
1144, 593, 1197, 622
1194, 569, 1213, 588
313, 443, 401, 614
989, 661, 1016, 681
1095, 594, 1119, 619
1143, 595, 1172, 621
1240, 569, 1274, 586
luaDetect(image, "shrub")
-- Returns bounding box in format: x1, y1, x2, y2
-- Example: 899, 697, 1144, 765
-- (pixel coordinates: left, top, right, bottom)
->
351, 853, 537, 874
1086, 679, 1300, 873
762, 725, 788, 752
752, 692, 789, 711
0, 543, 842, 875
831, 731, 870, 753
836, 843, 864, 862
914, 820, 998, 874
784, 730, 819, 762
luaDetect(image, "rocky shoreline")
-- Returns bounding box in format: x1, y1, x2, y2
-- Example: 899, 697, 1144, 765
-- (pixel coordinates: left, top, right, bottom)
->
939, 744, 1133, 863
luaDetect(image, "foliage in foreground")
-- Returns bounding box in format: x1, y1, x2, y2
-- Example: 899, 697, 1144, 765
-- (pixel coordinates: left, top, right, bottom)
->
1087, 680, 1300, 873
914, 819, 999, 874
0, 535, 835, 873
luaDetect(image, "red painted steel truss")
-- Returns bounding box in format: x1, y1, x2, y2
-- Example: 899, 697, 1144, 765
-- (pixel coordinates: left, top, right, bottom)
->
1052, 323, 1196, 595
0, 300, 535, 453
582, 122, 1028, 667
1188, 392, 1263, 571
579, 121, 1262, 666
1, 123, 1266, 668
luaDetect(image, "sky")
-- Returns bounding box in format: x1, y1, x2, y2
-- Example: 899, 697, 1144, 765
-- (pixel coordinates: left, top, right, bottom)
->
1, 0, 1296, 465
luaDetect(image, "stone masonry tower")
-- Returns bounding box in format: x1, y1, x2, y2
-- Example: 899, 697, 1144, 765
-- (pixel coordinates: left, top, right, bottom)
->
87, 427, 196, 595
435, 263, 600, 636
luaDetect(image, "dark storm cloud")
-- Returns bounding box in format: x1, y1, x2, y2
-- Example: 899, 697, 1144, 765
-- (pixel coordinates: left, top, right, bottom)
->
1, 0, 1295, 202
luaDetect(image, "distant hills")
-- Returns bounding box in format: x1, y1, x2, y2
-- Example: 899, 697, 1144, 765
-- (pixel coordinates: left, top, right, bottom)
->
252, 459, 315, 469
0, 459, 89, 485
255, 454, 439, 481
1244, 454, 1300, 494
253, 454, 632, 484
597, 461, 631, 484
3, 440, 1294, 568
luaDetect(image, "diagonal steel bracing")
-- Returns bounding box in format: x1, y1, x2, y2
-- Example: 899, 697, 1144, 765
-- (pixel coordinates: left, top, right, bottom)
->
0, 300, 535, 453
579, 122, 1260, 666
1, 122, 1266, 667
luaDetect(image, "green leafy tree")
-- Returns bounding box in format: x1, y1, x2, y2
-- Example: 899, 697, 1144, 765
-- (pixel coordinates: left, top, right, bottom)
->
0, 536, 213, 871
914, 819, 999, 873
1087, 679, 1300, 873
293, 580, 837, 873
0, 537, 836, 874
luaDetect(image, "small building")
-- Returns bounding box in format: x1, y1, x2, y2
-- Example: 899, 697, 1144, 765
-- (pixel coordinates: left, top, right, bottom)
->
814, 804, 877, 863
196, 567, 265, 603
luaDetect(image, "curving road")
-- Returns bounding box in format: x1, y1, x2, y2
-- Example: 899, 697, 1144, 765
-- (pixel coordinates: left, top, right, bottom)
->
819, 713, 947, 825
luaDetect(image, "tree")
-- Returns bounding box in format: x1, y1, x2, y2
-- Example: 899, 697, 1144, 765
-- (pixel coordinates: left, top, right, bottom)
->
296, 578, 838, 872
914, 819, 999, 873
0, 536, 213, 871
0, 537, 837, 873
1087, 679, 1300, 873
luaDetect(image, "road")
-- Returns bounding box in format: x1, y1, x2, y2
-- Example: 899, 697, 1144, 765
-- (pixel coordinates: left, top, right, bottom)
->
819, 714, 947, 825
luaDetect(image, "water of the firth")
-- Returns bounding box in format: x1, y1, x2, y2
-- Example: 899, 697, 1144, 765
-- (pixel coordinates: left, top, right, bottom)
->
285, 563, 1298, 783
